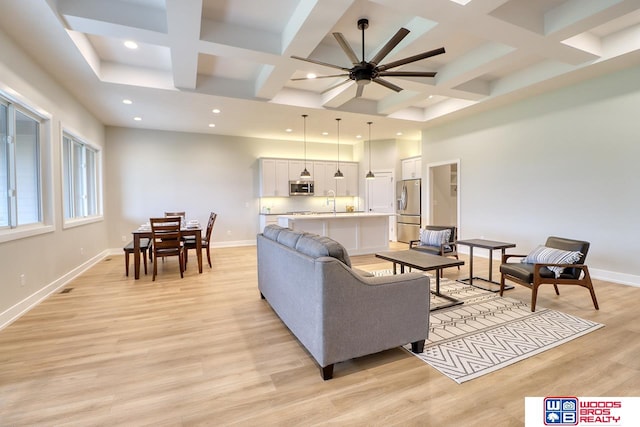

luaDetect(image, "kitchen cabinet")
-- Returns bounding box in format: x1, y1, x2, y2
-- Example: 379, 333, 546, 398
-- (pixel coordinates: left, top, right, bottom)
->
277, 212, 390, 255
259, 214, 280, 232
402, 156, 422, 179
336, 162, 358, 196
288, 160, 314, 181
260, 158, 289, 197
312, 161, 337, 197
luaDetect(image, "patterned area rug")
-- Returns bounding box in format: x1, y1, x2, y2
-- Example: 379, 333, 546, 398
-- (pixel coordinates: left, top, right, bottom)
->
370, 271, 604, 383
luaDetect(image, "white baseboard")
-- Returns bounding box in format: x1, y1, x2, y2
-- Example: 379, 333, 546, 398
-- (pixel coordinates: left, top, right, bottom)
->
0, 250, 110, 331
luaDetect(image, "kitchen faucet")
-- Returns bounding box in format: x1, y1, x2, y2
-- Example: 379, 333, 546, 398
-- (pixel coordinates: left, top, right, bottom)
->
327, 189, 336, 215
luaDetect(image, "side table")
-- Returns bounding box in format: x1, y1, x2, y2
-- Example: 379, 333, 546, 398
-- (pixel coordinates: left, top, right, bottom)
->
456, 239, 516, 292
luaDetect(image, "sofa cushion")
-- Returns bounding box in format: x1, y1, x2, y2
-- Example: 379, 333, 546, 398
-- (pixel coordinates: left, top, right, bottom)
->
295, 234, 351, 267
276, 229, 306, 248
263, 224, 285, 241
521, 245, 582, 278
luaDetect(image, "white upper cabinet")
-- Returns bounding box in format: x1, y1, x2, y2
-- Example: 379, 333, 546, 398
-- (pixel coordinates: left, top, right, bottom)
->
260, 158, 289, 197
312, 161, 336, 197
402, 157, 422, 180
288, 160, 314, 181
336, 162, 358, 196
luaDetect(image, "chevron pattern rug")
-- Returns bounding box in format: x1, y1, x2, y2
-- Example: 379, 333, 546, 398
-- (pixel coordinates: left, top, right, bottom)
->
370, 271, 604, 383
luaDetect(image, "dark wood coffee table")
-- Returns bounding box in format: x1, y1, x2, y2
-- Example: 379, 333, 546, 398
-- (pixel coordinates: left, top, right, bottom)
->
375, 250, 465, 310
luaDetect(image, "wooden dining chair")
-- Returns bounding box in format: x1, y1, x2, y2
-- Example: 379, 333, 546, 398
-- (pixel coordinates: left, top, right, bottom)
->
185, 212, 217, 268
150, 217, 185, 281
123, 238, 152, 276
164, 211, 185, 227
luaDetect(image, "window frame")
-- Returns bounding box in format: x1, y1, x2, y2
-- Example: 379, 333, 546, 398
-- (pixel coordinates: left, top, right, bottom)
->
0, 85, 54, 243
61, 127, 103, 229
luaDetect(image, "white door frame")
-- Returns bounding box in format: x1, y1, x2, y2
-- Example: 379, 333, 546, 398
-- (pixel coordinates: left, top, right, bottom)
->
425, 159, 460, 231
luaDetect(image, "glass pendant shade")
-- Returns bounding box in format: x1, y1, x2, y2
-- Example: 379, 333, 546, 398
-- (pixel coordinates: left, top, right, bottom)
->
300, 114, 311, 179
334, 118, 344, 179
366, 121, 375, 180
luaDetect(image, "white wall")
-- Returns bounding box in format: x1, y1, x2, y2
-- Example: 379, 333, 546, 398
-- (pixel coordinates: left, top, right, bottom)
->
422, 64, 640, 285
0, 27, 107, 325
105, 127, 352, 247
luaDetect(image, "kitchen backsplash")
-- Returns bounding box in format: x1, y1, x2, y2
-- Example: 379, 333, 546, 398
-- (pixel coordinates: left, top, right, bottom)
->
259, 196, 358, 215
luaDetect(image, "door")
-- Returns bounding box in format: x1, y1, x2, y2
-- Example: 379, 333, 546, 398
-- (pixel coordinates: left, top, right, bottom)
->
428, 160, 459, 228
366, 171, 395, 240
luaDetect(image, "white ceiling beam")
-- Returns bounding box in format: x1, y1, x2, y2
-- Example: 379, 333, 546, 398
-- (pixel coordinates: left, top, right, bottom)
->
256, 0, 355, 100
165, 0, 201, 90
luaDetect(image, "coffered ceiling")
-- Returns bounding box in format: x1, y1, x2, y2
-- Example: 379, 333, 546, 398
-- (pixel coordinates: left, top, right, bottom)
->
2, 0, 640, 144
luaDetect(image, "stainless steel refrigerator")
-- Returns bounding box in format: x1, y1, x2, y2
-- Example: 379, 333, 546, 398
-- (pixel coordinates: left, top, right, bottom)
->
396, 178, 421, 243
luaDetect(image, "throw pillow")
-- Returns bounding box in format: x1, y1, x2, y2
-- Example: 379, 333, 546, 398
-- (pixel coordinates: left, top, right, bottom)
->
521, 245, 582, 278
419, 228, 451, 247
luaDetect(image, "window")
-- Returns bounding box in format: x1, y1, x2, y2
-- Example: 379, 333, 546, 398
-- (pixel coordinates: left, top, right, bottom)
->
0, 98, 43, 229
62, 131, 101, 222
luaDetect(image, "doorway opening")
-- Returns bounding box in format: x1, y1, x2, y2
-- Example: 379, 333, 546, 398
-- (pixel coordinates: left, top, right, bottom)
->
426, 160, 459, 229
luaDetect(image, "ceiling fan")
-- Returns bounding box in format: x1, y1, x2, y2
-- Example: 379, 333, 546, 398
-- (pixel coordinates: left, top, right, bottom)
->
291, 18, 445, 97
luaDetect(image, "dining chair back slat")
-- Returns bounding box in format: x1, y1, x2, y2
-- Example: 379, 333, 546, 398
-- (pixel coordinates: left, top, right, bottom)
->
150, 217, 185, 281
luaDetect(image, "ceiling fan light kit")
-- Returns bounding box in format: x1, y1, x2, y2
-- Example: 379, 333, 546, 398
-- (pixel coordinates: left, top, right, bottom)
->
291, 18, 445, 98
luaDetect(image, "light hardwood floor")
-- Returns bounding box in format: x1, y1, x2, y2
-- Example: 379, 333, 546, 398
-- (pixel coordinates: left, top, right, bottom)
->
0, 244, 638, 426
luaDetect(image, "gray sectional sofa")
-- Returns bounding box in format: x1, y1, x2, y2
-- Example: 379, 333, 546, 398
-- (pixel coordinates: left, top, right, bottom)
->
257, 225, 431, 380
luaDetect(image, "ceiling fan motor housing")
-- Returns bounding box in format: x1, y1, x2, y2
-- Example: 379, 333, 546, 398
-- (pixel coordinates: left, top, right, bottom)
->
351, 63, 376, 85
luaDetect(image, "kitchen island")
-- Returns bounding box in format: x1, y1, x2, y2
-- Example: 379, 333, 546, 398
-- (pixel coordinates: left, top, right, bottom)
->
277, 212, 391, 255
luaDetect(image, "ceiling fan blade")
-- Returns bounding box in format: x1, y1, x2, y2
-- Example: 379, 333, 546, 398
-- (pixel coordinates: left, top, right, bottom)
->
291, 55, 350, 72
291, 74, 349, 81
372, 77, 403, 92
377, 47, 445, 71
378, 71, 437, 78
333, 32, 360, 65
369, 27, 410, 66
355, 84, 364, 98
321, 79, 353, 94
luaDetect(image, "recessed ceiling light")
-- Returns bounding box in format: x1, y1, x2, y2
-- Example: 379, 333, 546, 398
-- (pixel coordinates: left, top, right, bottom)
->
212, 108, 221, 114
285, 128, 292, 132
356, 135, 362, 139
396, 132, 403, 136
208, 123, 216, 128
322, 132, 329, 136
428, 95, 433, 99
134, 117, 142, 121
124, 40, 138, 49
122, 99, 132, 105
306, 73, 317, 79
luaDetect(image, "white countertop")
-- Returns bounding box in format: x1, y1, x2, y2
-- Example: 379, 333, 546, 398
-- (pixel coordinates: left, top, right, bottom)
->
277, 212, 393, 220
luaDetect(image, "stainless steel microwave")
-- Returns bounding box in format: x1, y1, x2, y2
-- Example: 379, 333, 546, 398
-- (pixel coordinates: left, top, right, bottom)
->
289, 180, 314, 196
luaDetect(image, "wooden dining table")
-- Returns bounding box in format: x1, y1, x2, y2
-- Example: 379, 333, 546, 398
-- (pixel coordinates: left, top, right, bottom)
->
131, 226, 203, 279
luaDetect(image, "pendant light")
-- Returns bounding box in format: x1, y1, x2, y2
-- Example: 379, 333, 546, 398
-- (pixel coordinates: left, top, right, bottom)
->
299, 114, 311, 179
334, 118, 344, 179
365, 121, 375, 180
